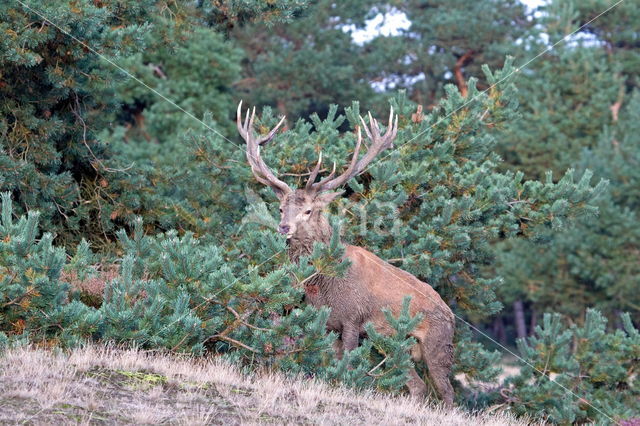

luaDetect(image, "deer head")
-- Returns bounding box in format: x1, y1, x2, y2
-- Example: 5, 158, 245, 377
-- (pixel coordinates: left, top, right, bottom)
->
237, 101, 398, 241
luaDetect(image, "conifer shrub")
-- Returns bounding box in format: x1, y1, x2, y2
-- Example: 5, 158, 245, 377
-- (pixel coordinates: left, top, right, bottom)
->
0, 193, 98, 347
502, 310, 639, 424
0, 193, 424, 392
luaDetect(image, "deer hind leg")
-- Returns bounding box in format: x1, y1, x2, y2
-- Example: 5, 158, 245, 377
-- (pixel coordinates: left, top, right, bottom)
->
422, 325, 455, 407
332, 338, 344, 359
406, 367, 427, 397
405, 342, 427, 397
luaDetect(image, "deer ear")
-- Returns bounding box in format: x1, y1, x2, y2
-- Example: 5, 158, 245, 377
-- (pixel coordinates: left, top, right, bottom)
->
315, 191, 344, 206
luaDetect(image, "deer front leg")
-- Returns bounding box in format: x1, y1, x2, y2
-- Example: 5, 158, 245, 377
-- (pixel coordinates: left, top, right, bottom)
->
333, 338, 344, 359
341, 323, 360, 352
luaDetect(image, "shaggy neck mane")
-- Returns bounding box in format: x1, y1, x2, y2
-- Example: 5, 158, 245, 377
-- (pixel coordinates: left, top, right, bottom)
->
287, 214, 333, 262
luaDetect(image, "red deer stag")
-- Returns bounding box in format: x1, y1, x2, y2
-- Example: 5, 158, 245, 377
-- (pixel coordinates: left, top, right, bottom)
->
237, 102, 455, 406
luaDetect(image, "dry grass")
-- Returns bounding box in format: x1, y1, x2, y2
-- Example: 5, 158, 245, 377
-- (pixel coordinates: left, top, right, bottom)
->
0, 345, 529, 425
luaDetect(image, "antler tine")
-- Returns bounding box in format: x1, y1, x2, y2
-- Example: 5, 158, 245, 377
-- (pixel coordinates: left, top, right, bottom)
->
310, 108, 398, 192
385, 106, 398, 148
306, 151, 323, 189
314, 161, 337, 187
237, 101, 247, 139
391, 111, 398, 146
236, 102, 292, 196
312, 125, 363, 191
258, 115, 286, 146
326, 161, 337, 181
346, 125, 363, 173
368, 111, 378, 138
244, 107, 251, 134
250, 106, 256, 133
360, 114, 372, 141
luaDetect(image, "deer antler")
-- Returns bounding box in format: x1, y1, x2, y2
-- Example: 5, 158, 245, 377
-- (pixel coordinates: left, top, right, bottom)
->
308, 107, 398, 192
237, 101, 291, 196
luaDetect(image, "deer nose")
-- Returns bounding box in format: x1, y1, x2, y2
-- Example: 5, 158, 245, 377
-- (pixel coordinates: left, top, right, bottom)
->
278, 224, 290, 235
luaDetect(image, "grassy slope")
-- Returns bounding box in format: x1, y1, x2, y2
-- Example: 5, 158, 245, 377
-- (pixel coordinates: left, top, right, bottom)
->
0, 345, 527, 425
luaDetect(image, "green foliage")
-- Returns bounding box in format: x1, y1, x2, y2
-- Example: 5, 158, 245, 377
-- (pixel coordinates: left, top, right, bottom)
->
0, 196, 433, 395
499, 46, 620, 179
197, 0, 311, 30
111, 24, 242, 140
97, 216, 329, 363
0, 193, 98, 346
496, 74, 640, 324
0, 0, 154, 244
323, 296, 420, 393
265, 65, 605, 321
490, 0, 640, 344
365, 0, 529, 104
295, 220, 351, 280
0, 0, 312, 246
453, 324, 502, 391
504, 310, 639, 424
229, 0, 380, 119
550, 0, 640, 90
0, 186, 336, 362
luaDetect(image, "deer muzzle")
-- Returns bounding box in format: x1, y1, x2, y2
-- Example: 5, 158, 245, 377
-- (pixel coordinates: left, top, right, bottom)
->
277, 224, 290, 235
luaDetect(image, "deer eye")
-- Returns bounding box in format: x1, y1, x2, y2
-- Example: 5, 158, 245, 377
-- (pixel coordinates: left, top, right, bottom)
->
305, 210, 311, 214
279, 208, 283, 213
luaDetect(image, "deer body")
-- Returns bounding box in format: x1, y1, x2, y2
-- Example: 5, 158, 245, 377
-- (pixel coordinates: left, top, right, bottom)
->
300, 244, 455, 352
238, 102, 455, 406
283, 190, 455, 406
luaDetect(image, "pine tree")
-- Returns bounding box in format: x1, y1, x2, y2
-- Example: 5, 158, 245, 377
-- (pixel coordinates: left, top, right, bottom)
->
503, 310, 639, 423
0, 1, 155, 244
196, 0, 311, 31
0, 1, 312, 245
497, 4, 621, 179
568, 0, 640, 92
229, 0, 529, 120
493, 0, 640, 329
360, 0, 529, 106
229, 0, 381, 120
101, 22, 245, 235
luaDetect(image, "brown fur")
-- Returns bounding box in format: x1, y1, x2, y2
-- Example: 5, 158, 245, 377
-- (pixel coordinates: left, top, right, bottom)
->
280, 189, 455, 406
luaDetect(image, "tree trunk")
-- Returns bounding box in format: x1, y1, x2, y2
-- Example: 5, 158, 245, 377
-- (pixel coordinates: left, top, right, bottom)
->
613, 309, 624, 330
513, 300, 527, 340
276, 98, 289, 130
453, 50, 474, 97
492, 315, 507, 344
529, 306, 537, 333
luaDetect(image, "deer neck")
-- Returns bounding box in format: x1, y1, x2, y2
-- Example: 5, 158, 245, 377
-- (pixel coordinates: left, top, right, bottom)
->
287, 214, 333, 262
